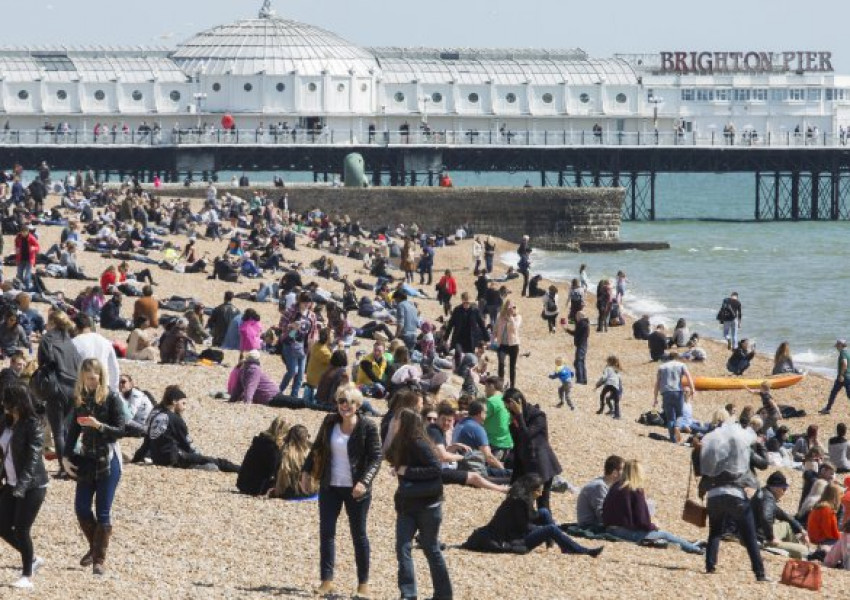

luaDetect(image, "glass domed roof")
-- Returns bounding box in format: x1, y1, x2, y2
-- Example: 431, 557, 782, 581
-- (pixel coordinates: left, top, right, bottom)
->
172, 2, 379, 78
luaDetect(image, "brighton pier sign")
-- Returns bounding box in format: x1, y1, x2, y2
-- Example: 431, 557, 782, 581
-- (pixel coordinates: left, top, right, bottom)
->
659, 51, 833, 74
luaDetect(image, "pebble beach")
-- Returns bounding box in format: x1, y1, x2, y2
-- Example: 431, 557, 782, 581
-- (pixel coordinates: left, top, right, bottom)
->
7, 194, 850, 599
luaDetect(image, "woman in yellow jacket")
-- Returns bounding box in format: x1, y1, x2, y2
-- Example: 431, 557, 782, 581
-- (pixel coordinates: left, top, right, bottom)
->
304, 328, 332, 407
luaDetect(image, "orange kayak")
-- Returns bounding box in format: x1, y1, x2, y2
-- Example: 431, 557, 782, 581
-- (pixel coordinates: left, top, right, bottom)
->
687, 373, 805, 391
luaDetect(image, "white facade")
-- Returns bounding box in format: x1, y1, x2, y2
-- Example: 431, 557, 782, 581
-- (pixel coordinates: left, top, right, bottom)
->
0, 2, 849, 143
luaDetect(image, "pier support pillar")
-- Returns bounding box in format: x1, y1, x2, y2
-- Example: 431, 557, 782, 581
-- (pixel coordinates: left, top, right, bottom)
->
630, 172, 637, 221
540, 170, 546, 188
774, 172, 780, 220
649, 171, 656, 221
755, 171, 761, 220
831, 168, 840, 220
558, 171, 564, 187
811, 172, 820, 220
790, 171, 800, 220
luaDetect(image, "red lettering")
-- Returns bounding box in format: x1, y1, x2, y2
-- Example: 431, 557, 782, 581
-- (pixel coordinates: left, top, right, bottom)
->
743, 52, 760, 71
820, 52, 834, 72
805, 51, 817, 71
660, 52, 675, 72
697, 52, 712, 72
729, 52, 742, 70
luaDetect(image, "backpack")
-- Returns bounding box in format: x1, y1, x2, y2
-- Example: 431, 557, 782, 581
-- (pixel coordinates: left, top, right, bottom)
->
545, 295, 557, 314
637, 410, 665, 427
716, 299, 736, 322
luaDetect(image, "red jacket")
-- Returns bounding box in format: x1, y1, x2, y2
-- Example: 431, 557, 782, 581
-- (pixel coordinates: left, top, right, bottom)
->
100, 269, 126, 293
437, 276, 457, 297
14, 232, 39, 267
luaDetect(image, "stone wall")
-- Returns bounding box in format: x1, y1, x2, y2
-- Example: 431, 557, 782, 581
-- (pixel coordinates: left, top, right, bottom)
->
146, 186, 624, 250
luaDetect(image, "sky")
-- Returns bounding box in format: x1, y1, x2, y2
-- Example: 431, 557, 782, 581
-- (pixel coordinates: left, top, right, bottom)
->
8, 0, 849, 67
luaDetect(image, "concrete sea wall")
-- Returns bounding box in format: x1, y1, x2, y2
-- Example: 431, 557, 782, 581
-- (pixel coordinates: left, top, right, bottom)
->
153, 186, 625, 250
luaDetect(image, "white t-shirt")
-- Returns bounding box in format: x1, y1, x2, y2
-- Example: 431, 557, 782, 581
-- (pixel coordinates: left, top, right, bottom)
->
329, 424, 353, 487
0, 429, 16, 487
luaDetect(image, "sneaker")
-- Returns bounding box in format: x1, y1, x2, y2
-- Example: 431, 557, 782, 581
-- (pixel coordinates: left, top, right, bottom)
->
12, 577, 33, 589
31, 557, 45, 575
818, 408, 831, 415
756, 575, 775, 583
586, 547, 604, 558
554, 401, 564, 408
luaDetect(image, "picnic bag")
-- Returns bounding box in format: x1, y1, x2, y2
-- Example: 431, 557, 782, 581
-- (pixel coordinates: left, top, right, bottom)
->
780, 560, 821, 591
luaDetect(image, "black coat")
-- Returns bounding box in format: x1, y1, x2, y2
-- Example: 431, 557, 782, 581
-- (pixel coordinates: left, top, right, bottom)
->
302, 415, 382, 496
567, 318, 590, 349
208, 302, 239, 347
236, 434, 281, 495
462, 496, 535, 554
509, 403, 561, 483
0, 416, 48, 496
445, 305, 489, 354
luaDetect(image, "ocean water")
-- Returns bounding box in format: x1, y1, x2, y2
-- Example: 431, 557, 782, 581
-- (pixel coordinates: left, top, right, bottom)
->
23, 167, 847, 373
503, 172, 850, 375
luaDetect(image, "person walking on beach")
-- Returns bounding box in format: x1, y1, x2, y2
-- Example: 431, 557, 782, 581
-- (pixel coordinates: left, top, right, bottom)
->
517, 236, 532, 297
0, 385, 48, 589
483, 236, 496, 273
493, 299, 521, 389
652, 352, 696, 443
61, 358, 126, 576
717, 292, 742, 350
820, 338, 850, 415
301, 385, 381, 598
385, 409, 452, 600
564, 311, 590, 385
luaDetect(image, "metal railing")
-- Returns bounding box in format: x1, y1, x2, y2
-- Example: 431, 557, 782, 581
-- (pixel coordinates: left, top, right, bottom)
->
0, 128, 846, 148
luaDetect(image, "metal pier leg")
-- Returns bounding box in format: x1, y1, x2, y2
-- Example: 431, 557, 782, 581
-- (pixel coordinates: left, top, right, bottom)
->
791, 171, 800, 221
558, 171, 565, 187
593, 172, 601, 187
575, 169, 582, 188
811, 172, 820, 220
649, 171, 656, 221
832, 168, 840, 220
540, 170, 546, 187
755, 171, 761, 220
774, 172, 780, 220
372, 168, 381, 187
630, 172, 637, 221
428, 170, 434, 187
410, 171, 417, 187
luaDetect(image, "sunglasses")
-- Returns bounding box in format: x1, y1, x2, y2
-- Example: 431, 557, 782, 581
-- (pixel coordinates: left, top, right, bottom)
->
337, 398, 351, 406
426, 417, 438, 423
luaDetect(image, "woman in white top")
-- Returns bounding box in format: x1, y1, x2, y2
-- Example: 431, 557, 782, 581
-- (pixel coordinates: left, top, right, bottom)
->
301, 385, 382, 599
494, 300, 523, 389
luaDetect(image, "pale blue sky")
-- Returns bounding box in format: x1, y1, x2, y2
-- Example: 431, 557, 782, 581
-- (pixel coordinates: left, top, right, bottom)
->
10, 0, 848, 67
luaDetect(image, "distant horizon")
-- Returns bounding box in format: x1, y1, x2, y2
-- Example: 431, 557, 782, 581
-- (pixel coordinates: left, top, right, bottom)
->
4, 0, 847, 69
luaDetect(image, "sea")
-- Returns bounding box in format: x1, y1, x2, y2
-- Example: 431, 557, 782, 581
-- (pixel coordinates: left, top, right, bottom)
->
25, 168, 848, 374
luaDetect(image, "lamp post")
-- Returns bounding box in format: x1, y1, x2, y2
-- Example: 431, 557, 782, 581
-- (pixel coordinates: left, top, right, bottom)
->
193, 92, 207, 131
648, 95, 663, 132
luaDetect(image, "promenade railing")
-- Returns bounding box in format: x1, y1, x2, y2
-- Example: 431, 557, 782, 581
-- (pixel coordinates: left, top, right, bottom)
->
0, 128, 846, 148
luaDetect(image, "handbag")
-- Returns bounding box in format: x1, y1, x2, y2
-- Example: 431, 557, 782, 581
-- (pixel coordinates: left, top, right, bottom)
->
780, 559, 821, 591
682, 464, 707, 528
396, 476, 443, 500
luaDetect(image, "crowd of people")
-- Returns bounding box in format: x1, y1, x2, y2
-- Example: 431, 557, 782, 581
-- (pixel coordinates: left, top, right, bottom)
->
0, 164, 848, 597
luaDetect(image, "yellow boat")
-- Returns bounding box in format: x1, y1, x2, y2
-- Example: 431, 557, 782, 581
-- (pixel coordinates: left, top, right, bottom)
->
687, 373, 805, 391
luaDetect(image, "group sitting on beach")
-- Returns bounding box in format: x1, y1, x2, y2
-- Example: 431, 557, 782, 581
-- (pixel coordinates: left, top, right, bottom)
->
0, 165, 848, 598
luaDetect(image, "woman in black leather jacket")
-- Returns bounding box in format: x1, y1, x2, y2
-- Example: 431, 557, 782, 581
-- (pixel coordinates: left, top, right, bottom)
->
0, 384, 48, 589
301, 384, 381, 599
61, 358, 126, 576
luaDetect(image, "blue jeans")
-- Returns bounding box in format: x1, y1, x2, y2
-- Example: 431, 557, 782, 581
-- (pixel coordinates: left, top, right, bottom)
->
723, 319, 739, 348
319, 486, 371, 584
256, 282, 279, 302
662, 390, 684, 442
607, 525, 701, 553
74, 453, 122, 525
279, 344, 306, 396
396, 503, 452, 600
574, 345, 587, 384
706, 493, 764, 578
525, 508, 592, 554
16, 263, 32, 290
824, 377, 850, 411
302, 385, 316, 407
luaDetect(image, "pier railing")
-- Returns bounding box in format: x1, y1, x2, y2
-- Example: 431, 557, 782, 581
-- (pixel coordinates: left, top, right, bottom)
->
0, 128, 846, 148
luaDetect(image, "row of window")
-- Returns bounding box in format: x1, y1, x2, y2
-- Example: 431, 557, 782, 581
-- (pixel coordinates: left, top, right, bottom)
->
17, 89, 182, 102
392, 91, 629, 105
679, 88, 849, 102
209, 82, 368, 93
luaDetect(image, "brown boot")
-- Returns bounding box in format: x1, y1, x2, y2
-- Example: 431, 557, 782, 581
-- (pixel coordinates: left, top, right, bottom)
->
77, 517, 97, 567
92, 524, 113, 576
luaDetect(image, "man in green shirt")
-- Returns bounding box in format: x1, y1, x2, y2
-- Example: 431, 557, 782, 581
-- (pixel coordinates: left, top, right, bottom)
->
482, 376, 513, 459
821, 338, 850, 414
